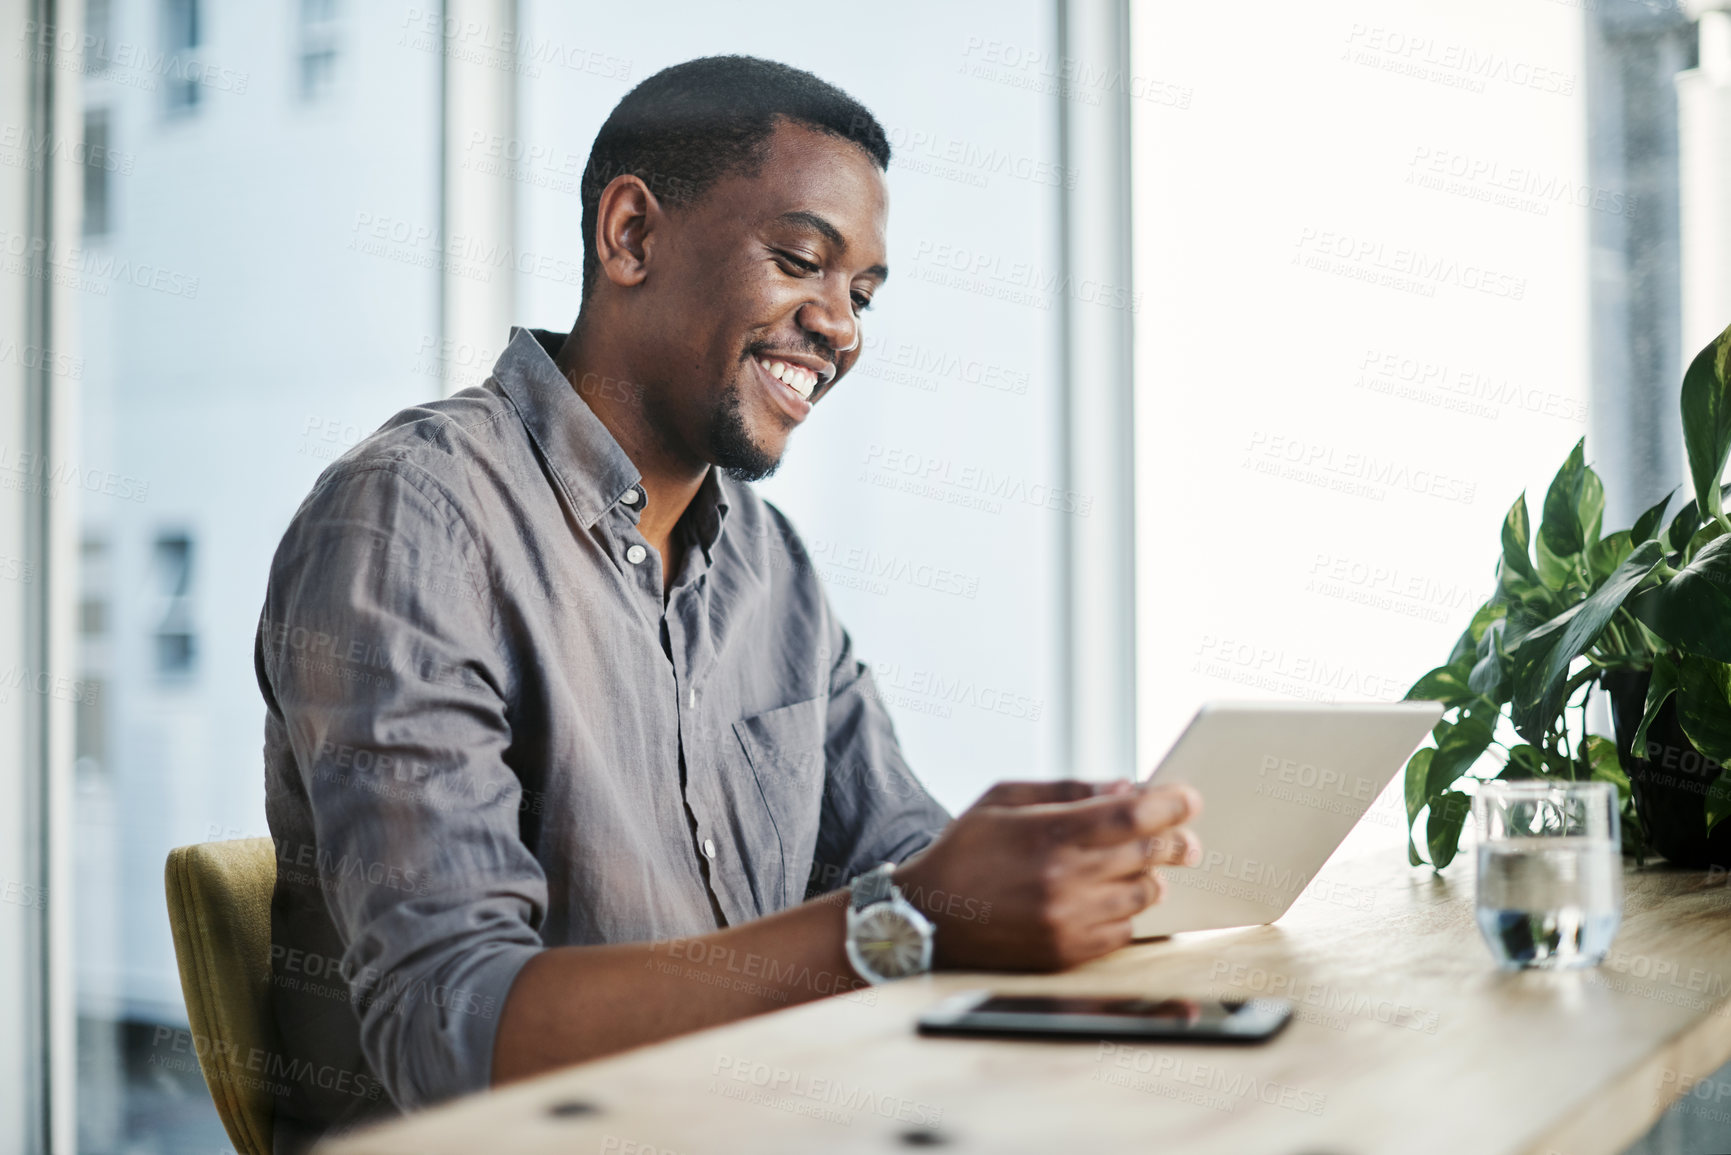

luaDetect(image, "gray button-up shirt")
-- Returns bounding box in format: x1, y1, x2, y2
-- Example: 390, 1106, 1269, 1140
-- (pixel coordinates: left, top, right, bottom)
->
257, 327, 950, 1153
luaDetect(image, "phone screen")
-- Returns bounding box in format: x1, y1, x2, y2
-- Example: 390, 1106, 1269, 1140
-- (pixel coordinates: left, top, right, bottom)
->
917, 991, 1291, 1042
968, 995, 1242, 1025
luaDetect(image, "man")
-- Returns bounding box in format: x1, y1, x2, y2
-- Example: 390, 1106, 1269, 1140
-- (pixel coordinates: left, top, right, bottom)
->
258, 55, 1200, 1153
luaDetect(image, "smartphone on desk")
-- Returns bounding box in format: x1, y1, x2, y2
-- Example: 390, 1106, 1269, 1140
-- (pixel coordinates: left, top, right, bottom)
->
917, 992, 1292, 1043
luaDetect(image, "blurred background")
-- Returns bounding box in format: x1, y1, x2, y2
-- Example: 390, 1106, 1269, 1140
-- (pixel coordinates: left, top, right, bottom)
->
1, 0, 1729, 1151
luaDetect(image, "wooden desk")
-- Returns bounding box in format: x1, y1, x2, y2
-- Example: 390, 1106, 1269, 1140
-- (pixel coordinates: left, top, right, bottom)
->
322, 818, 1731, 1155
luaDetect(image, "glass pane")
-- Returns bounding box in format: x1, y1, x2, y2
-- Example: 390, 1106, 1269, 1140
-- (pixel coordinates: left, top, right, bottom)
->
70, 0, 1063, 1148
517, 0, 1067, 811
70, 2, 438, 1150
1131, 0, 1699, 796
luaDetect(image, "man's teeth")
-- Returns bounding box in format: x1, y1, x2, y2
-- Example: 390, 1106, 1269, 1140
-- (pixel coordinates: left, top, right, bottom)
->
760, 358, 817, 400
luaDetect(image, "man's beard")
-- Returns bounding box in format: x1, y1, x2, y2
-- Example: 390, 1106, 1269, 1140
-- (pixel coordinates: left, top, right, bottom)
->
708, 379, 783, 482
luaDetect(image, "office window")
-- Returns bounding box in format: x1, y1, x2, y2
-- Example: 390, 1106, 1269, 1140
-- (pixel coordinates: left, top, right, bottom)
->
74, 680, 109, 775
161, 0, 200, 113
298, 0, 340, 100
82, 107, 112, 237
68, 2, 442, 1147
77, 535, 112, 781
150, 532, 196, 678
85, 0, 113, 74
1130, 3, 1706, 796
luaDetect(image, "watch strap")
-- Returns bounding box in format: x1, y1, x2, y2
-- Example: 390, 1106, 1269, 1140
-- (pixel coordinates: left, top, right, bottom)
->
850, 863, 896, 912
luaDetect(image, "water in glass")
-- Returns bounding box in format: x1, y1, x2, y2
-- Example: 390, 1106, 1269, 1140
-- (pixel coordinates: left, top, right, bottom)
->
1473, 781, 1622, 970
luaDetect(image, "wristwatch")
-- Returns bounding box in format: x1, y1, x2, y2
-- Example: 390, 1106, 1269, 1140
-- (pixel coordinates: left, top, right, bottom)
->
844, 863, 935, 984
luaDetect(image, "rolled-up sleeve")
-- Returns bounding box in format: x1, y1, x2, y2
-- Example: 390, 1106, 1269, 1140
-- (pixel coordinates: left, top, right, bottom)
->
259, 463, 544, 1110
810, 611, 952, 893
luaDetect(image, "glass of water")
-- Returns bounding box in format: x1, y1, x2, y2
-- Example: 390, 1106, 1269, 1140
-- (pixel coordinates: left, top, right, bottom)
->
1473, 780, 1623, 970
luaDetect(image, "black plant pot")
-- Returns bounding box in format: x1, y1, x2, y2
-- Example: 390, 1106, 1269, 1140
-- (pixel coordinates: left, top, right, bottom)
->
1602, 669, 1731, 870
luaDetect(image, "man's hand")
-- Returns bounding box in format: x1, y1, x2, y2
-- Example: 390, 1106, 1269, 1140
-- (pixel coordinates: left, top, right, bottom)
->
892, 779, 1202, 972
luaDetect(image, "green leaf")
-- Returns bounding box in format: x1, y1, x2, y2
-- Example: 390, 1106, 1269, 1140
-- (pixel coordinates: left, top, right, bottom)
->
1540, 439, 1589, 558
1675, 654, 1731, 765
1509, 540, 1666, 742
1406, 664, 1475, 709
1666, 496, 1702, 554
1632, 488, 1678, 544
1688, 520, 1728, 563
1669, 653, 1731, 854
1586, 530, 1633, 583
1408, 835, 1424, 867
1622, 799, 1648, 863
1426, 710, 1496, 797
1585, 734, 1630, 804
1447, 602, 1506, 668
1498, 578, 1560, 648
1535, 533, 1575, 591
1475, 615, 1507, 659
1708, 771, 1731, 836
1468, 648, 1506, 700
1500, 493, 1538, 584
1427, 790, 1471, 869
1629, 536, 1731, 664
1467, 619, 1510, 701
1680, 323, 1731, 530
1404, 746, 1434, 827
1503, 744, 1544, 779
1579, 468, 1606, 551
1632, 653, 1679, 759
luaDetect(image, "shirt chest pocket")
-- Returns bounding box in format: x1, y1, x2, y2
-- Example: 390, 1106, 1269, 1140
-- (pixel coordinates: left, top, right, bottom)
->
732, 697, 827, 911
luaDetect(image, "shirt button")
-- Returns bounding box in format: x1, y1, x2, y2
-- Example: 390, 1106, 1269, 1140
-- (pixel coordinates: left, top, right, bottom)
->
626, 544, 647, 565
702, 838, 717, 859
620, 487, 640, 506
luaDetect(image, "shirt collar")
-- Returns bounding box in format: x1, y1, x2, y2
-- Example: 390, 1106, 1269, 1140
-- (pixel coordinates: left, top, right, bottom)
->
687, 467, 730, 564
491, 327, 730, 541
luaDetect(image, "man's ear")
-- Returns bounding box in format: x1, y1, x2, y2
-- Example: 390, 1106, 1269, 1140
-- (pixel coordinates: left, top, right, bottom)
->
593, 174, 659, 290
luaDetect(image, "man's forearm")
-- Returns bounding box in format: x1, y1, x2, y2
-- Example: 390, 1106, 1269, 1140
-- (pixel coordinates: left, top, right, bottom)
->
491, 890, 861, 1086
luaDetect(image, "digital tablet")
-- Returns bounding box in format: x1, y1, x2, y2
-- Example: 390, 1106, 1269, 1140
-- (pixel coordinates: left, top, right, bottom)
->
1131, 700, 1442, 938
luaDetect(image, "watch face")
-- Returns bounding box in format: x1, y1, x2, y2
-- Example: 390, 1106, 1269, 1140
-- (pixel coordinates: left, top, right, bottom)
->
854, 906, 927, 979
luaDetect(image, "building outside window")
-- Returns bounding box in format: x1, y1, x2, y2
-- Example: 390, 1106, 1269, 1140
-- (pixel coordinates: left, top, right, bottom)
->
150, 532, 195, 679
297, 0, 341, 99
84, 0, 114, 74
81, 107, 112, 237
161, 0, 201, 113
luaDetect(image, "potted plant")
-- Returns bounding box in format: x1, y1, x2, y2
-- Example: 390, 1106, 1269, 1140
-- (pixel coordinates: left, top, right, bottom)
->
1404, 322, 1731, 871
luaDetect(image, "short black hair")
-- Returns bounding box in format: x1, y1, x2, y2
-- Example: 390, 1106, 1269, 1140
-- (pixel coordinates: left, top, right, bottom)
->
578, 55, 891, 303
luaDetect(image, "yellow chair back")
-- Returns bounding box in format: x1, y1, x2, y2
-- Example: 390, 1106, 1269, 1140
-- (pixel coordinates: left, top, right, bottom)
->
164, 837, 278, 1155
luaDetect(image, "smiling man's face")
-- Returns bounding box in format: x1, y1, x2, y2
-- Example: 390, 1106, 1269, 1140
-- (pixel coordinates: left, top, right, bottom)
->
629, 118, 890, 481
